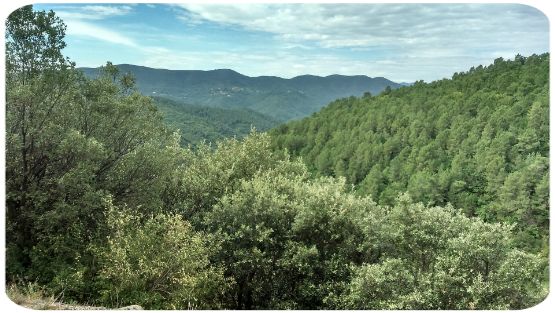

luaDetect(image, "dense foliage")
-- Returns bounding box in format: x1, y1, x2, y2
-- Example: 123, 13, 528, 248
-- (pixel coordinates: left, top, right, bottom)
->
5, 5, 227, 308
269, 53, 549, 257
151, 96, 281, 149
149, 131, 546, 309
5, 6, 548, 310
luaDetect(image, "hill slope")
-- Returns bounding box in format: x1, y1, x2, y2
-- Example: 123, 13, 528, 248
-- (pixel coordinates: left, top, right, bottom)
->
268, 53, 550, 254
151, 96, 281, 148
79, 65, 403, 121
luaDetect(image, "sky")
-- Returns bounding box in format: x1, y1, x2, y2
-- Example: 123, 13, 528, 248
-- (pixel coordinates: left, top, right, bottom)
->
9, 2, 553, 83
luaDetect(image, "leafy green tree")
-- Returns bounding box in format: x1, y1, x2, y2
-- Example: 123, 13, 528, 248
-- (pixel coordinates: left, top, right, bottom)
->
95, 199, 229, 309
339, 194, 546, 310
356, 164, 384, 200
203, 166, 375, 309
6, 5, 75, 259
5, 6, 182, 302
171, 131, 381, 309
5, 5, 69, 81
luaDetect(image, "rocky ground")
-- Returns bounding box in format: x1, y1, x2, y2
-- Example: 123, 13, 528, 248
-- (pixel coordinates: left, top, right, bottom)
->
5, 283, 143, 310
14, 299, 143, 310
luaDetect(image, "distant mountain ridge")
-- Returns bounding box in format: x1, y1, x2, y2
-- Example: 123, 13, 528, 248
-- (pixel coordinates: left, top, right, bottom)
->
79, 64, 403, 121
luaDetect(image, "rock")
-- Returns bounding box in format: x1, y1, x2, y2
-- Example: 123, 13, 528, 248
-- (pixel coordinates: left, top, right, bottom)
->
108, 305, 146, 313
0, 301, 146, 313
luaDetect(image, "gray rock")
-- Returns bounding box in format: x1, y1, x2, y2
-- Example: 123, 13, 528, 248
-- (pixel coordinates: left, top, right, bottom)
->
108, 305, 146, 313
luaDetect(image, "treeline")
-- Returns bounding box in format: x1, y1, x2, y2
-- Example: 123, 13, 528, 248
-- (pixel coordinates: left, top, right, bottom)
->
151, 96, 281, 148
269, 53, 549, 255
5, 6, 548, 310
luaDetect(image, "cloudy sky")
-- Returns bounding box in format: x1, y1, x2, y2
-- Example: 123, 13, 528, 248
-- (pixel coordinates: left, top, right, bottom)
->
26, 2, 551, 83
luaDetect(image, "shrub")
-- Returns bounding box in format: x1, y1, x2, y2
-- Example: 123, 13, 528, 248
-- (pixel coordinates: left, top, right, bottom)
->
95, 198, 230, 309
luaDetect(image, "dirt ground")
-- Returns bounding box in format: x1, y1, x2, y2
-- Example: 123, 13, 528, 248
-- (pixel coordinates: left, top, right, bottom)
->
6, 296, 143, 310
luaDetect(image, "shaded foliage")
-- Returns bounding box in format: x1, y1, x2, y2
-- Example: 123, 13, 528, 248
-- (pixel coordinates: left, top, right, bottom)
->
151, 95, 281, 149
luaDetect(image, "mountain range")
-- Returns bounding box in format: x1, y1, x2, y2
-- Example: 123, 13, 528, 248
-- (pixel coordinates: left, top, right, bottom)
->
79, 64, 404, 122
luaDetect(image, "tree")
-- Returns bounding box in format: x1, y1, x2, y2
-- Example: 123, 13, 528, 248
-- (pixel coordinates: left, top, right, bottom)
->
6, 4, 78, 276
5, 5, 70, 83
5, 6, 181, 302
173, 131, 383, 309
202, 158, 374, 309
339, 194, 546, 310
96, 200, 229, 309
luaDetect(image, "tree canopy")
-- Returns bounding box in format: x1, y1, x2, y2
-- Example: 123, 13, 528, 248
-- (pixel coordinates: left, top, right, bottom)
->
151, 95, 281, 149
269, 53, 550, 256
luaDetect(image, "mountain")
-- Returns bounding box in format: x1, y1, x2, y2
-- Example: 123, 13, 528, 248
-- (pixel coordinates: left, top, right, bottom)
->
268, 53, 549, 254
151, 96, 281, 148
78, 64, 402, 122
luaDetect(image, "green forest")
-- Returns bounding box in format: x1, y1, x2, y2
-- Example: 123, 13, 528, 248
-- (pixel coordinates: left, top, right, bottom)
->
151, 96, 281, 149
5, 6, 549, 310
268, 53, 550, 255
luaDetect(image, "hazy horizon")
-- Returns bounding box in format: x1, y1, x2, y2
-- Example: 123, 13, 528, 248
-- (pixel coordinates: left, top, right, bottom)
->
9, 2, 552, 83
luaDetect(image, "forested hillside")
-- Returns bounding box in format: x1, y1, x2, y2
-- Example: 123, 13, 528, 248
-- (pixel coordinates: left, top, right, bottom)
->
151, 96, 281, 148
5, 6, 548, 311
79, 64, 402, 121
269, 53, 550, 255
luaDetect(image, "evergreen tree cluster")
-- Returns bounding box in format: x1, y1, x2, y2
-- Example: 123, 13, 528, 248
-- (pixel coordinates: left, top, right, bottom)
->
269, 53, 549, 255
151, 95, 281, 149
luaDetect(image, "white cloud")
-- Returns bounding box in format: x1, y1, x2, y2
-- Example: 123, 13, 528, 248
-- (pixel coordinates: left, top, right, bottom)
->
170, 3, 548, 55
55, 5, 133, 20
80, 5, 133, 17
130, 43, 523, 83
65, 20, 138, 47
52, 2, 549, 83
112, 0, 137, 6
175, 11, 204, 25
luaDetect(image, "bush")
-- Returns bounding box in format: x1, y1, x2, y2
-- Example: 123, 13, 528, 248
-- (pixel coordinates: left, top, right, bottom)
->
95, 198, 230, 309
340, 193, 547, 310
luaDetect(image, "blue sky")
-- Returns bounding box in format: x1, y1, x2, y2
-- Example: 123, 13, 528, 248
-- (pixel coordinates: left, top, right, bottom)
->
12, 2, 553, 83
